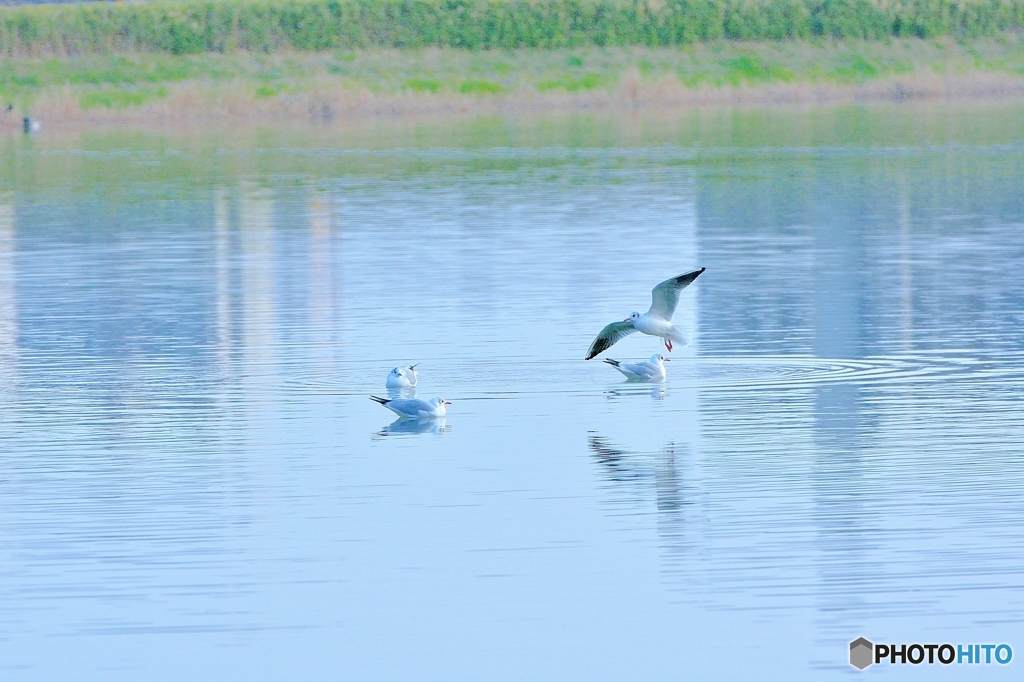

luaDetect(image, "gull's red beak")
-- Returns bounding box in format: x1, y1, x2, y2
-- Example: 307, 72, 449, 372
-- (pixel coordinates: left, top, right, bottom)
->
444, 401, 452, 405
663, 358, 671, 362
623, 317, 631, 322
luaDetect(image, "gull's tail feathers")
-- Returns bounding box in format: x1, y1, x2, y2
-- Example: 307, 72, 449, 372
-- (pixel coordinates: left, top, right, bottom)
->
669, 326, 692, 347
369, 396, 390, 406
603, 359, 621, 367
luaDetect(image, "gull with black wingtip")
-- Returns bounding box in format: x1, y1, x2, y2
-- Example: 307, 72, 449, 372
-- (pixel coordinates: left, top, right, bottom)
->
370, 395, 450, 419
604, 353, 669, 382
585, 268, 705, 360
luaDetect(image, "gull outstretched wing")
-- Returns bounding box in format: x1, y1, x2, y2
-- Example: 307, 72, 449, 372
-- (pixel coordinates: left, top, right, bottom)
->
648, 267, 705, 321
586, 320, 637, 360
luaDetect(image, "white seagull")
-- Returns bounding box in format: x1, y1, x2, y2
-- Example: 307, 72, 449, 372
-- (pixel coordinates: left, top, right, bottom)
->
586, 268, 705, 360
385, 364, 419, 388
370, 395, 449, 419
604, 354, 669, 382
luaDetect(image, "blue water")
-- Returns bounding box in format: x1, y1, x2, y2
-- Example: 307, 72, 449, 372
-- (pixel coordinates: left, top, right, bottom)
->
1, 135, 1023, 679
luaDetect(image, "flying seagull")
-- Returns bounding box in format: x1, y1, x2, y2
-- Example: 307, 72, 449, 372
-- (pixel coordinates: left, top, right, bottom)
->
585, 268, 705, 360
385, 364, 419, 389
370, 395, 449, 419
604, 354, 669, 382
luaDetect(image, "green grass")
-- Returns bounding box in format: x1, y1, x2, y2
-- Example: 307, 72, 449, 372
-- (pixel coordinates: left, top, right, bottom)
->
403, 77, 441, 93
0, 0, 1022, 118
0, 54, 230, 96
537, 73, 611, 92
720, 55, 795, 84
2, 36, 1024, 113
79, 86, 168, 110
254, 83, 281, 98
458, 79, 505, 94
831, 53, 880, 80
2, 0, 1024, 58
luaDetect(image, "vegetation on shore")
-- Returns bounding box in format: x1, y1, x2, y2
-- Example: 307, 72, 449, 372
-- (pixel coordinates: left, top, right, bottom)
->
2, 0, 1024, 58
2, 35, 1023, 113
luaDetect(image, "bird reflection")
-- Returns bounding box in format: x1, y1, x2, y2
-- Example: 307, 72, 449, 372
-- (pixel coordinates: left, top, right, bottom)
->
605, 385, 666, 401
588, 433, 691, 577
375, 416, 449, 437
588, 434, 686, 497
588, 434, 648, 482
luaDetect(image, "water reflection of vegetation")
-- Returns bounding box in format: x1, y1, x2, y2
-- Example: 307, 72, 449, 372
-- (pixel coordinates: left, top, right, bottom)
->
3, 103, 1024, 195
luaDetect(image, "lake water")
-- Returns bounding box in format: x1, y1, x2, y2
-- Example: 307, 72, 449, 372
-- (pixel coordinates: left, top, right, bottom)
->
2, 106, 1024, 680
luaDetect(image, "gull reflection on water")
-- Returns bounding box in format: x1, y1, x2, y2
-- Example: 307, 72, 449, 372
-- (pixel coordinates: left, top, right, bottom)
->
375, 416, 449, 438
588, 434, 685, 492
588, 434, 693, 580
605, 385, 666, 401
588, 434, 649, 482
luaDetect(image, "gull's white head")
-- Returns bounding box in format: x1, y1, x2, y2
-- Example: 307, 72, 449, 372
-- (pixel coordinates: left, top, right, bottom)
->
650, 353, 669, 364
431, 397, 452, 406
626, 311, 642, 323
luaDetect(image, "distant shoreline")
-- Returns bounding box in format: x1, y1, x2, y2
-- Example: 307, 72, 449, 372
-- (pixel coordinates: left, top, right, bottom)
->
5, 74, 1024, 135
3, 40, 1024, 133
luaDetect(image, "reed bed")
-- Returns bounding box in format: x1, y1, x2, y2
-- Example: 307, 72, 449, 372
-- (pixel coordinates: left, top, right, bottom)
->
2, 0, 1024, 57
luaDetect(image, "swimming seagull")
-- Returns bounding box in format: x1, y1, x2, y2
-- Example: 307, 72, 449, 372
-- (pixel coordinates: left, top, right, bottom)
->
585, 268, 705, 360
370, 395, 449, 419
385, 364, 419, 388
604, 354, 669, 382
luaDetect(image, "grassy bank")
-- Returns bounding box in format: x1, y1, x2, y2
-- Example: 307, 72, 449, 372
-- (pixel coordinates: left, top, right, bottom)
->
2, 0, 1024, 57
2, 35, 1024, 130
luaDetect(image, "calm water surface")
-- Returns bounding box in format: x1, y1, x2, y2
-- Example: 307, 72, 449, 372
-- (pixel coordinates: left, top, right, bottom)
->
1, 109, 1024, 679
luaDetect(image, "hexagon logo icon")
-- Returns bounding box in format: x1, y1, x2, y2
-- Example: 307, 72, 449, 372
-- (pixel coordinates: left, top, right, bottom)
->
850, 638, 874, 670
